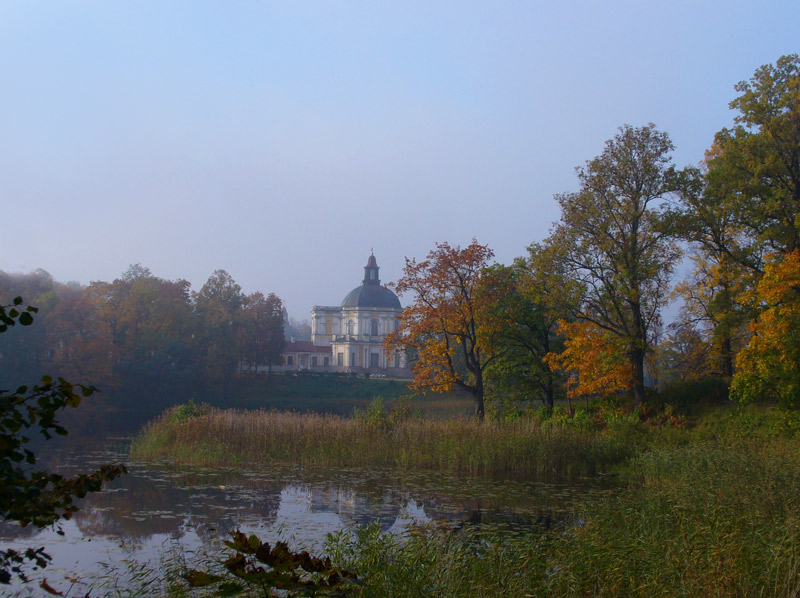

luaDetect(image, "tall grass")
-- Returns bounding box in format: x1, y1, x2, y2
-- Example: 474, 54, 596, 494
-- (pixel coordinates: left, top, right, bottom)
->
325, 437, 800, 597
130, 404, 638, 477
122, 403, 800, 596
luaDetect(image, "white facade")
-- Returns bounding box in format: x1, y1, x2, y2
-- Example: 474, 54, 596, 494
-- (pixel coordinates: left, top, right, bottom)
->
309, 254, 407, 374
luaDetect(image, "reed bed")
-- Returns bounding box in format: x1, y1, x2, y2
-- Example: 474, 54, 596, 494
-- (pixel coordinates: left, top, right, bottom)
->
130, 406, 636, 477
324, 437, 800, 597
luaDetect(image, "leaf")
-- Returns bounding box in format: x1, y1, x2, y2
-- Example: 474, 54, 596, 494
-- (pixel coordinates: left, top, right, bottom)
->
182, 569, 224, 587
39, 579, 63, 596
215, 581, 246, 596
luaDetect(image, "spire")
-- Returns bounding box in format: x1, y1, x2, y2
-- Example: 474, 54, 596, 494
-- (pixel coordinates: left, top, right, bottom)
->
363, 252, 380, 285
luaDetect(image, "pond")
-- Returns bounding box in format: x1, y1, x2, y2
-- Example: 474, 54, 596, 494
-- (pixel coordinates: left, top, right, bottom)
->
1, 439, 617, 595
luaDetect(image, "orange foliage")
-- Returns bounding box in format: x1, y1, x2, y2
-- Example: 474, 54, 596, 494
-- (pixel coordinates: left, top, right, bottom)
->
544, 319, 634, 400
385, 240, 498, 417
731, 251, 800, 404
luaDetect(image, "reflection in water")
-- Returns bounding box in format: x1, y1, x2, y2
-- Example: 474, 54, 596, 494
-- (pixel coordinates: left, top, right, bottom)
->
0, 443, 617, 593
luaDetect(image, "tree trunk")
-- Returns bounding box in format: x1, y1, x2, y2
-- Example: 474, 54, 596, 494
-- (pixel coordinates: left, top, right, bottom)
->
474, 391, 485, 420
721, 336, 734, 378
630, 301, 646, 409
631, 346, 645, 408
544, 375, 555, 409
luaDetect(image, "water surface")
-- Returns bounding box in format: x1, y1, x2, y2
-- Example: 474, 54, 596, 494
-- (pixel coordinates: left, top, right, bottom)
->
1, 440, 616, 594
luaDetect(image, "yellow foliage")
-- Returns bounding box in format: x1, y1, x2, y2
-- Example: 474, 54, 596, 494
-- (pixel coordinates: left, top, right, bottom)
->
731, 251, 800, 404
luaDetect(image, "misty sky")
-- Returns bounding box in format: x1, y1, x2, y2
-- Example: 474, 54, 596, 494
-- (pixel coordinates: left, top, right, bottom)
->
1, 2, 798, 319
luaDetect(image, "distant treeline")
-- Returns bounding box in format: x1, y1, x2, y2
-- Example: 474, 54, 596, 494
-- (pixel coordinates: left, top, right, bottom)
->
0, 264, 285, 408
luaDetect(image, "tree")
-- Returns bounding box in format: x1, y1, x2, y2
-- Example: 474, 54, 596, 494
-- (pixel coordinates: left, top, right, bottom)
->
730, 251, 800, 405
672, 161, 756, 379
47, 284, 116, 388
239, 292, 285, 375
0, 298, 126, 584
671, 251, 751, 378
704, 54, 800, 264
386, 240, 497, 419
544, 319, 634, 404
193, 270, 243, 400
547, 124, 683, 406
698, 55, 800, 402
656, 319, 715, 387
480, 257, 566, 409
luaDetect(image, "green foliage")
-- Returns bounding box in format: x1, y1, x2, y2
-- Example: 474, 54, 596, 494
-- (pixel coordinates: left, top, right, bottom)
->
323, 419, 800, 597
547, 124, 684, 406
0, 296, 37, 332
705, 54, 800, 262
353, 397, 389, 428
0, 298, 127, 584
655, 377, 730, 415
480, 261, 567, 409
182, 530, 360, 596
169, 399, 212, 423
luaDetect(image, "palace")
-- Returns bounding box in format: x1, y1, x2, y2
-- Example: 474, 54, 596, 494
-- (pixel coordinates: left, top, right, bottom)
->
282, 254, 409, 375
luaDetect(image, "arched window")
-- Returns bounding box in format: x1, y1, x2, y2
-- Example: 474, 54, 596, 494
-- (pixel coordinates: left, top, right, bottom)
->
347, 320, 355, 335
370, 319, 379, 336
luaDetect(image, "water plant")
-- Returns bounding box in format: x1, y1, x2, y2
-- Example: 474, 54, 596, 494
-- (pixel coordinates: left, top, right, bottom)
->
131, 404, 637, 477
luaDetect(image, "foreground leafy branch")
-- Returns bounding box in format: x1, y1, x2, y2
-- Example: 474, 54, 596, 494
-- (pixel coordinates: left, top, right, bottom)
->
0, 297, 127, 584
183, 530, 360, 596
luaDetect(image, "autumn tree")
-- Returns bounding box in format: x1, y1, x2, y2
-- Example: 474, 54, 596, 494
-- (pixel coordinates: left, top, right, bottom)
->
193, 270, 243, 400
79, 266, 197, 401
656, 319, 716, 387
698, 55, 800, 402
671, 252, 751, 379
546, 124, 683, 406
386, 240, 497, 419
0, 270, 57, 385
239, 291, 285, 375
544, 319, 635, 405
46, 285, 116, 388
704, 54, 800, 264
730, 251, 800, 405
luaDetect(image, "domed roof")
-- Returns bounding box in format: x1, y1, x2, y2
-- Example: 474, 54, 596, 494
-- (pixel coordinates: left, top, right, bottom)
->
341, 284, 402, 309
340, 253, 402, 309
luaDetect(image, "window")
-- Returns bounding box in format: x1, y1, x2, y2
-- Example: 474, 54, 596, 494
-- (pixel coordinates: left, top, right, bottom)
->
350, 352, 356, 366
348, 320, 354, 335
300, 355, 306, 366
324, 356, 330, 366
312, 356, 318, 366
370, 353, 379, 367
370, 319, 378, 336
337, 352, 343, 366
287, 356, 294, 365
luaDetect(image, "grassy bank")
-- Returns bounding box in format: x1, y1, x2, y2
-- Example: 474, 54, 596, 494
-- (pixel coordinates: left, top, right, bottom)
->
222, 374, 475, 418
130, 401, 640, 476
317, 405, 800, 596
122, 402, 800, 596
325, 436, 800, 597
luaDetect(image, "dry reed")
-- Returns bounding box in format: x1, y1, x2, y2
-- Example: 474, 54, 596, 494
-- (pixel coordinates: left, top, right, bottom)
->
130, 406, 631, 477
